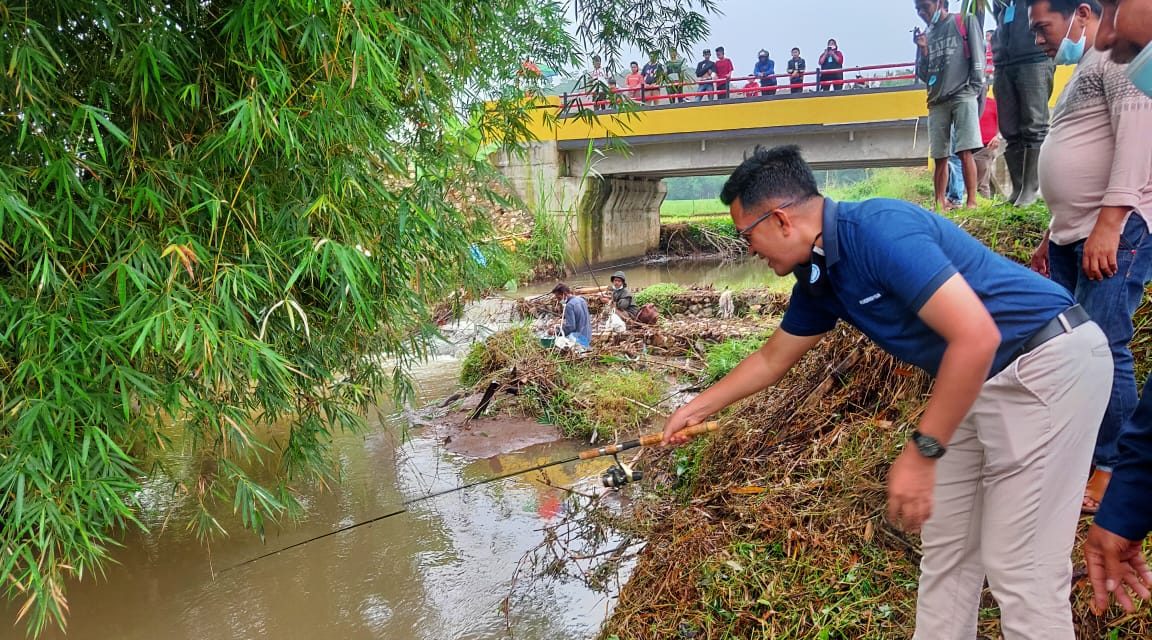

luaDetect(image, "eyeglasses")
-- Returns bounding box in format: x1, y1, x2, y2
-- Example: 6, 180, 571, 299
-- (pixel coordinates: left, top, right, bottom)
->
737, 199, 798, 240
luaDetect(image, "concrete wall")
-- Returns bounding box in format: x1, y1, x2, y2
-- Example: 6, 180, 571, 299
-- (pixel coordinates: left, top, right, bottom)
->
579, 178, 665, 264
492, 144, 665, 265
564, 121, 929, 178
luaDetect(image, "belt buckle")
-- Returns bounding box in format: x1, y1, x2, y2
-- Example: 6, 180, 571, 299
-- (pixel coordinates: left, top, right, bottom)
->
1056, 312, 1072, 334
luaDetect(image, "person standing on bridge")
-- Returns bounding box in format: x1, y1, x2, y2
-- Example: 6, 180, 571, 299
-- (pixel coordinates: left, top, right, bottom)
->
715, 46, 734, 99
817, 39, 845, 90
788, 48, 807, 93
1026, 0, 1152, 519
992, 0, 1057, 206
625, 61, 644, 101
663, 144, 1112, 640
641, 51, 664, 104
754, 49, 778, 96
695, 48, 717, 101
915, 0, 986, 210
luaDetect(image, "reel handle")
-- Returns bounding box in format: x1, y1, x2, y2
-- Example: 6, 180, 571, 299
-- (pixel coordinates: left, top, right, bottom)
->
577, 421, 720, 459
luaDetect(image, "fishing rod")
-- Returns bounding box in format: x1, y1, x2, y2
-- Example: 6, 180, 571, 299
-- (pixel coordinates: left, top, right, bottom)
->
222, 421, 721, 573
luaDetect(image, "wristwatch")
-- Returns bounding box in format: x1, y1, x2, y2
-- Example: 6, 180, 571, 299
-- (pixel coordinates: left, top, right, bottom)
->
910, 430, 947, 459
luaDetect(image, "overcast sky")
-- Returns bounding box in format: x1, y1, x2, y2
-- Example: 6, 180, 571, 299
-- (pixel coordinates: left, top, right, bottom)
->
573, 1, 991, 75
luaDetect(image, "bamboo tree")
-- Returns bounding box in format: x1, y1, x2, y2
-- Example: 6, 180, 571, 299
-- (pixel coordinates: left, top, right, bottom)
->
0, 0, 718, 635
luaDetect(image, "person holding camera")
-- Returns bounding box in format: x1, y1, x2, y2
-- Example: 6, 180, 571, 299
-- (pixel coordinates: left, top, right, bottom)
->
817, 38, 845, 90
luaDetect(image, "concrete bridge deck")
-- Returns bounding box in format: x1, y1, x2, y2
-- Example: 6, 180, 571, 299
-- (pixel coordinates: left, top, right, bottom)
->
495, 67, 1072, 264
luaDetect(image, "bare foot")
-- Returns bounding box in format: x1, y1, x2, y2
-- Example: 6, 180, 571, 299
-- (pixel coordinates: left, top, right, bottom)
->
965, 200, 979, 210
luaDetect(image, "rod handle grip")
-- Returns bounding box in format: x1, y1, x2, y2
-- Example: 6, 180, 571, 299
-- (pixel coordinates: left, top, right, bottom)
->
640, 420, 720, 447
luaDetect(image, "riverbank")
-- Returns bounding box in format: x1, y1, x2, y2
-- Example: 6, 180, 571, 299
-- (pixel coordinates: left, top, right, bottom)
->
465, 200, 1152, 640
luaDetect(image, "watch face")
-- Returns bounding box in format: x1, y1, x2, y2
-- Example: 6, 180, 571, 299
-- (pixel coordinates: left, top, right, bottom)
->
913, 432, 945, 458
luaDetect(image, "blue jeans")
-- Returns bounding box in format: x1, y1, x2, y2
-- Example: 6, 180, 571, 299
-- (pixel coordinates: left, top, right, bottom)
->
946, 155, 965, 203
1048, 215, 1152, 469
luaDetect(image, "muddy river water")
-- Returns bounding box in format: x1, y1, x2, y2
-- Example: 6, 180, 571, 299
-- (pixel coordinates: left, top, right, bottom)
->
7, 259, 784, 640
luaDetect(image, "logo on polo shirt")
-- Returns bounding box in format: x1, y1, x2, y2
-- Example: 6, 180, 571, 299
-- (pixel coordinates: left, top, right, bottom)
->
859, 292, 882, 305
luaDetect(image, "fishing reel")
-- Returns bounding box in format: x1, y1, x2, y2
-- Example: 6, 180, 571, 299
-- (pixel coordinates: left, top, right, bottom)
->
601, 454, 642, 489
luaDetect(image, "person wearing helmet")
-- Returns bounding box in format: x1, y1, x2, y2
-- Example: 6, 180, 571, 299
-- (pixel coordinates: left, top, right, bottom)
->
753, 49, 778, 96
607, 271, 638, 318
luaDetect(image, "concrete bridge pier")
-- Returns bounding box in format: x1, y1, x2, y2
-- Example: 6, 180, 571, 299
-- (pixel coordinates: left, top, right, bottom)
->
493, 142, 665, 266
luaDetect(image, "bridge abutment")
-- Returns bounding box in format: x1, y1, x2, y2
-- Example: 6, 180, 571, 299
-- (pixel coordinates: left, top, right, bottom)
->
494, 143, 665, 265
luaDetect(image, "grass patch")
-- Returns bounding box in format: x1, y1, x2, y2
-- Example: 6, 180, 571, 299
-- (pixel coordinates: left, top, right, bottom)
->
824, 167, 935, 204
634, 282, 688, 314
662, 198, 728, 218
704, 335, 770, 383
459, 326, 544, 387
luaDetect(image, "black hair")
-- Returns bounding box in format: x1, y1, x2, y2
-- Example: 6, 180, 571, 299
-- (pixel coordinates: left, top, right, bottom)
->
551, 283, 572, 295
1026, 0, 1102, 16
630, 60, 638, 66
720, 145, 820, 207
792, 47, 801, 52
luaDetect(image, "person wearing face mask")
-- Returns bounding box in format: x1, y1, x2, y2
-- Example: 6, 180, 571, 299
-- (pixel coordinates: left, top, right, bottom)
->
663, 144, 1111, 640
1026, 0, 1152, 521
993, 0, 1058, 206
1081, 0, 1152, 617
1096, 0, 1152, 96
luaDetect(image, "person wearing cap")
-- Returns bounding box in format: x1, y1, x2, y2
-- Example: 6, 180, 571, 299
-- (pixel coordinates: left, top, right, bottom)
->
662, 145, 1112, 639
714, 46, 734, 98
695, 49, 717, 101
1082, 0, 1152, 616
605, 272, 639, 319
753, 49, 778, 96
551, 283, 591, 348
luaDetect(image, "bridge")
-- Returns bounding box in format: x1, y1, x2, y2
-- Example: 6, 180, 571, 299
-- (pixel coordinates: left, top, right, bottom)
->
493, 64, 1073, 265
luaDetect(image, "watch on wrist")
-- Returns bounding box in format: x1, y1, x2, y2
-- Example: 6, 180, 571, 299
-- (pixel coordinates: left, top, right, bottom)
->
910, 430, 946, 459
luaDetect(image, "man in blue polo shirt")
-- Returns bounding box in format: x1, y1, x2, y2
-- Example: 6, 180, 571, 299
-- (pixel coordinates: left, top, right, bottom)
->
662, 145, 1112, 639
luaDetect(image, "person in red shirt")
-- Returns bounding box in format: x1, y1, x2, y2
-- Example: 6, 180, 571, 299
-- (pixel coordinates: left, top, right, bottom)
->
714, 46, 734, 98
818, 38, 846, 90
973, 96, 1001, 198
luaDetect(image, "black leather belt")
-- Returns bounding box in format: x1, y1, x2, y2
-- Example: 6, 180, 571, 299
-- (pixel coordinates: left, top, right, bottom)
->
1018, 304, 1092, 357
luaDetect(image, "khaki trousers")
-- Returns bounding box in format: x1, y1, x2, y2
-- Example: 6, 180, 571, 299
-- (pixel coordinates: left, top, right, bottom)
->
913, 321, 1112, 640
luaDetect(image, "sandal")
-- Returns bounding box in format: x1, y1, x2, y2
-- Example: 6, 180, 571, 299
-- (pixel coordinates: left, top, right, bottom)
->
1082, 469, 1112, 515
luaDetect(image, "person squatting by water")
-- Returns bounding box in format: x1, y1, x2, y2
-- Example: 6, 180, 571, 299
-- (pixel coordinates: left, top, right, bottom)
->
550, 283, 591, 348
662, 145, 1113, 640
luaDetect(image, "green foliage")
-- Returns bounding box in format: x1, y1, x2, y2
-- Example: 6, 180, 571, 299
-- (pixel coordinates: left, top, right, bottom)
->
824, 168, 935, 204
634, 282, 688, 313
704, 335, 768, 383
663, 175, 728, 201
0, 1, 580, 633
661, 199, 728, 218
459, 326, 544, 388
563, 369, 666, 440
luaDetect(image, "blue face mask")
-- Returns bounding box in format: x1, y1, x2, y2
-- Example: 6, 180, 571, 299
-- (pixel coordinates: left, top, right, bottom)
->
1129, 43, 1152, 98
1054, 17, 1087, 65
931, 8, 943, 24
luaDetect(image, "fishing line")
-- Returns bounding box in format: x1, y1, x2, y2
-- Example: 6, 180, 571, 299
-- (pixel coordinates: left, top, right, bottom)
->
221, 421, 721, 573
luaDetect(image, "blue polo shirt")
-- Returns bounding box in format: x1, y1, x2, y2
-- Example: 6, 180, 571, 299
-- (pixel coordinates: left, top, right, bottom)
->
781, 198, 1075, 376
